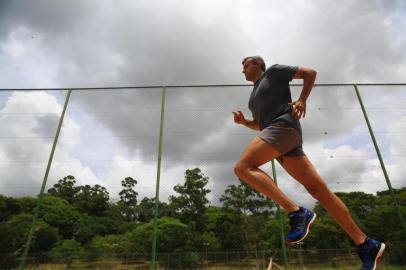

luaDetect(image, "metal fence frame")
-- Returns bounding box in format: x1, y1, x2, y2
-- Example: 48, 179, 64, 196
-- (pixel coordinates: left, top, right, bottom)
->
1, 83, 405, 269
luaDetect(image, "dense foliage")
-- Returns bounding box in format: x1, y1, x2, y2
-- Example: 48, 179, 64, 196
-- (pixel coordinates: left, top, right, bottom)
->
0, 168, 405, 268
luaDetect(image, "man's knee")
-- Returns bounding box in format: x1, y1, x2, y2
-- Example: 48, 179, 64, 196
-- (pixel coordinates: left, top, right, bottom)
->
234, 160, 251, 179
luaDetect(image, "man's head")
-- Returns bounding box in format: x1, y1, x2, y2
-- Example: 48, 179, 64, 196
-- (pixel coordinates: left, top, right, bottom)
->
242, 56, 266, 82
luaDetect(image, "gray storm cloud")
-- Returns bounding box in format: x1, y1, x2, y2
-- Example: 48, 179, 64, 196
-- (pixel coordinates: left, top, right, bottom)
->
0, 0, 405, 203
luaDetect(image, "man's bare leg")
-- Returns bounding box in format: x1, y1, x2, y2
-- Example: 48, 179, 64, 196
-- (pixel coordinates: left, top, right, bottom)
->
234, 137, 299, 213
278, 155, 367, 245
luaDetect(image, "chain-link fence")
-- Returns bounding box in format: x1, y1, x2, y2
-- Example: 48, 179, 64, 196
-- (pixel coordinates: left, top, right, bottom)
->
0, 84, 405, 269
0, 247, 403, 269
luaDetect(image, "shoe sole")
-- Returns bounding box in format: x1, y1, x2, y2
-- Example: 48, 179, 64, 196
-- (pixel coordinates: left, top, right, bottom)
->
372, 243, 386, 270
286, 213, 317, 245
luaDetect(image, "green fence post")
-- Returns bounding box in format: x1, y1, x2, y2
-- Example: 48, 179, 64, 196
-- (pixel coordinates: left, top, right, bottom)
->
271, 160, 288, 267
354, 84, 406, 237
151, 86, 167, 269
18, 89, 72, 269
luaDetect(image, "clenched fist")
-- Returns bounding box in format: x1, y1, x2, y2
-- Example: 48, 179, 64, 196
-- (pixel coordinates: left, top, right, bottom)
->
232, 110, 247, 125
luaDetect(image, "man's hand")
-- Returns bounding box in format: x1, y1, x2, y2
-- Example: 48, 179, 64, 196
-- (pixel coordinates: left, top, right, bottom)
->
292, 66, 316, 119
233, 110, 260, 131
232, 110, 247, 125
289, 99, 306, 119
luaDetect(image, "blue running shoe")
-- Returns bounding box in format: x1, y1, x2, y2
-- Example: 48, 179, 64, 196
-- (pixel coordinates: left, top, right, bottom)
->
357, 238, 386, 270
286, 206, 316, 244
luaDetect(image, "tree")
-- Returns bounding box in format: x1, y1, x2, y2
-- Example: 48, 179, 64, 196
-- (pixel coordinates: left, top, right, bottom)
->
74, 184, 110, 216
86, 234, 131, 260
119, 177, 138, 205
213, 208, 245, 251
0, 213, 58, 254
371, 189, 406, 264
73, 215, 118, 245
48, 175, 79, 204
169, 168, 211, 231
128, 217, 200, 269
0, 195, 22, 222
377, 187, 406, 197
369, 190, 406, 249
137, 197, 170, 223
191, 231, 221, 253
39, 195, 81, 239
31, 225, 59, 253
103, 202, 138, 234
204, 206, 235, 252
127, 217, 190, 254
0, 213, 33, 254
118, 177, 138, 221
0, 214, 58, 268
51, 239, 84, 268
48, 176, 110, 217
220, 180, 275, 216
263, 218, 284, 249
16, 196, 37, 214
219, 181, 276, 251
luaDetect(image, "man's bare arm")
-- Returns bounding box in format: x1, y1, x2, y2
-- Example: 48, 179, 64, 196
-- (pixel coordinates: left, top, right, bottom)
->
244, 119, 260, 131
232, 111, 260, 131
290, 67, 317, 119
294, 66, 317, 102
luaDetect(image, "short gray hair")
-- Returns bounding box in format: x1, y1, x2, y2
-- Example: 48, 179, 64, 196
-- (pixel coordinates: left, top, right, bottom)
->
242, 56, 266, 71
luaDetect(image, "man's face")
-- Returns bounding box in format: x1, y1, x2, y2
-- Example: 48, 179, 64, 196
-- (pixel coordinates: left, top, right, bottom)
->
242, 59, 260, 82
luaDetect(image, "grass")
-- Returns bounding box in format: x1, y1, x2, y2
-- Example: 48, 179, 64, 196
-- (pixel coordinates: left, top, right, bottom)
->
25, 264, 405, 270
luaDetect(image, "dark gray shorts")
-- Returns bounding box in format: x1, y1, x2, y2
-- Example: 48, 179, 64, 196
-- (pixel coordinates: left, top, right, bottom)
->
258, 125, 305, 157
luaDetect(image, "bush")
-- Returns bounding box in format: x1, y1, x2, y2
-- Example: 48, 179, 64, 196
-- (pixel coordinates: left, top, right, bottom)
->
386, 240, 406, 265
50, 239, 84, 268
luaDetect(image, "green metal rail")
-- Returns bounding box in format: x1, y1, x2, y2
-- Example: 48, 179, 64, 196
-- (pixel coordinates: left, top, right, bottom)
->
151, 86, 167, 270
1, 83, 406, 92
18, 89, 72, 269
272, 160, 289, 267
354, 84, 406, 238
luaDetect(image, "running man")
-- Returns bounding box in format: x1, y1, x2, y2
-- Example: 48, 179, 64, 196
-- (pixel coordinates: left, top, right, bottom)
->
232, 56, 385, 270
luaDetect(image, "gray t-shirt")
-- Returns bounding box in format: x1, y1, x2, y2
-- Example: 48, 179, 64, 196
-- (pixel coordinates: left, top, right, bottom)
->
248, 64, 300, 131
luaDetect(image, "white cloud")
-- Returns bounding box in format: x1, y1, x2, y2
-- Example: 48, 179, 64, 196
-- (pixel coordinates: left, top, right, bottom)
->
0, 91, 100, 196
0, 27, 60, 88
0, 0, 405, 206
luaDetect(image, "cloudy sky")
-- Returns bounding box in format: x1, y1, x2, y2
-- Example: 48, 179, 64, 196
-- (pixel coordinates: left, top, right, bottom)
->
0, 0, 405, 209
